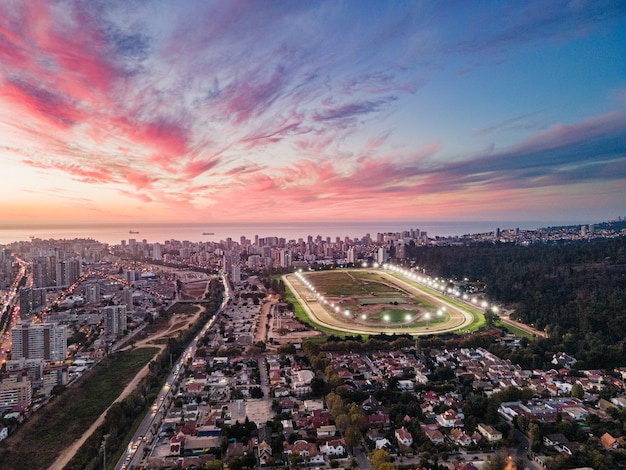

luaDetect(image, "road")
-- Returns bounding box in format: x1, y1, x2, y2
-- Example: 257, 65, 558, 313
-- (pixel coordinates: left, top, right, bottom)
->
114, 275, 230, 470
500, 312, 547, 338
0, 257, 28, 365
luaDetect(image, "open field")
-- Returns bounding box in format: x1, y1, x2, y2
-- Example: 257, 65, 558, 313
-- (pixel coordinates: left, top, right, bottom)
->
283, 269, 479, 336
0, 348, 158, 470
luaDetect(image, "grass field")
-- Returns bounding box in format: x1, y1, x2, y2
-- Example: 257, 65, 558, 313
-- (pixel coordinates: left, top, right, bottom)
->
367, 308, 451, 326
385, 272, 486, 331
303, 270, 451, 329
306, 270, 404, 296
0, 347, 158, 470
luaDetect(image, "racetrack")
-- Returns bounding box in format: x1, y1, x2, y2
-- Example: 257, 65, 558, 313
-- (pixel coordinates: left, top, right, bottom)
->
283, 270, 474, 336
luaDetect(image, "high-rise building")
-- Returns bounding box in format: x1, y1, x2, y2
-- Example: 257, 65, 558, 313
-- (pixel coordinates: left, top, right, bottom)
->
11, 322, 68, 362
231, 265, 241, 283
247, 255, 261, 270
121, 287, 133, 311
153, 242, 162, 260
0, 373, 32, 412
377, 247, 388, 264
18, 288, 47, 315
347, 247, 356, 264
103, 305, 127, 337
396, 241, 406, 260
6, 357, 44, 385
55, 258, 81, 287
85, 283, 101, 304
19, 288, 31, 315
275, 249, 291, 268
125, 269, 137, 284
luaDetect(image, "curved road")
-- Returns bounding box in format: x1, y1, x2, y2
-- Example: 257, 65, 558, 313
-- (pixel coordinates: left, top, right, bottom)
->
283, 269, 474, 336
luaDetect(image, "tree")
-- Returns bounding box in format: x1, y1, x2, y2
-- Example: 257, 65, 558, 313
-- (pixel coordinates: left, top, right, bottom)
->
483, 453, 508, 470
571, 383, 584, 399
345, 425, 361, 453
484, 307, 500, 329
335, 414, 350, 433
310, 377, 328, 397
528, 422, 542, 452
250, 386, 264, 399
369, 448, 392, 470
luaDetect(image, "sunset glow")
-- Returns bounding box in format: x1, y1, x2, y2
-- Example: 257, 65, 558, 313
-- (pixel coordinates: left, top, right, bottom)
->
1, 1, 625, 225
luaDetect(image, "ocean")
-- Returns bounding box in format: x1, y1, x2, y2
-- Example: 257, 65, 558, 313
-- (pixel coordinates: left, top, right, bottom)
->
0, 220, 579, 246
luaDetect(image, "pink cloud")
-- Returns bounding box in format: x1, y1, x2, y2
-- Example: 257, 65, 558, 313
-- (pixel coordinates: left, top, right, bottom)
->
1, 78, 86, 130
182, 158, 221, 179
23, 159, 115, 184
519, 111, 626, 152
224, 163, 264, 176
119, 189, 152, 203
240, 113, 305, 150
0, 2, 117, 110
364, 132, 392, 153
124, 171, 154, 190
221, 67, 288, 126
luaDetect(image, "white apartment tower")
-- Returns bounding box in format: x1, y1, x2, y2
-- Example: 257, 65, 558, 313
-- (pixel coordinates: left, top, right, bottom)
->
11, 322, 68, 363
347, 246, 356, 264
153, 242, 162, 260
377, 247, 388, 264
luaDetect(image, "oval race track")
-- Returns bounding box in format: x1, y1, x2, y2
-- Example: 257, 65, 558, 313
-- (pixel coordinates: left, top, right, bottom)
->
282, 270, 474, 336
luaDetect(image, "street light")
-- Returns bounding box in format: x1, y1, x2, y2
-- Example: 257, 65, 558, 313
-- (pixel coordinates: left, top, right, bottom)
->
102, 434, 109, 470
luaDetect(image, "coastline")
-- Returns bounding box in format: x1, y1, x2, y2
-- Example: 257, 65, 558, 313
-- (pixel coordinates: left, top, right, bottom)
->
0, 219, 588, 246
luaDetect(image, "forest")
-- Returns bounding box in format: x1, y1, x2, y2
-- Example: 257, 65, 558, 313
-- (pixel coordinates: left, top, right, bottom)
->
403, 235, 626, 368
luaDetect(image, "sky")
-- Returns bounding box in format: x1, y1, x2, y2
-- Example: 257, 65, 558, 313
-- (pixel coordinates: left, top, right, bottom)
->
0, 0, 625, 227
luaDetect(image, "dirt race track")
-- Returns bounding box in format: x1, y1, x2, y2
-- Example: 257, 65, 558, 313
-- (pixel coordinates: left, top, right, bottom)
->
283, 270, 474, 336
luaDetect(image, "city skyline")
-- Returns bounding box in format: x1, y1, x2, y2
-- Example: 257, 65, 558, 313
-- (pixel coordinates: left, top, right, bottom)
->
1, 1, 625, 226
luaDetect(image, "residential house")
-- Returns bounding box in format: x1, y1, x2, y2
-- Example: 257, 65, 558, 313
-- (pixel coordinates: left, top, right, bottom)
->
284, 440, 325, 465
361, 395, 381, 412
398, 379, 414, 391
320, 438, 346, 456
600, 432, 624, 451
424, 429, 445, 445
316, 425, 337, 437
258, 441, 272, 466
367, 413, 390, 429
375, 438, 392, 450
543, 434, 579, 456
449, 428, 473, 447
185, 436, 220, 455
436, 409, 462, 427
169, 433, 185, 456
477, 424, 502, 442
395, 427, 413, 447
291, 369, 315, 396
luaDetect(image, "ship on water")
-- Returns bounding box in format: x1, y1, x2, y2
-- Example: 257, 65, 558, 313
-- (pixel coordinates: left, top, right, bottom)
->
129, 230, 139, 234
202, 232, 214, 235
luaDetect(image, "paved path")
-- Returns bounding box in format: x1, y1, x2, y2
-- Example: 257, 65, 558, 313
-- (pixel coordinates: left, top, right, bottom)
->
500, 312, 548, 338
